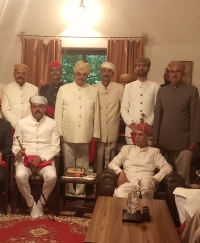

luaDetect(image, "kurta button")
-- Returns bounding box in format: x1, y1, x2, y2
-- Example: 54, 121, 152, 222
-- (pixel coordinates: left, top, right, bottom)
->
140, 94, 143, 96
80, 106, 81, 108
79, 97, 81, 99
79, 116, 81, 117
79, 125, 81, 127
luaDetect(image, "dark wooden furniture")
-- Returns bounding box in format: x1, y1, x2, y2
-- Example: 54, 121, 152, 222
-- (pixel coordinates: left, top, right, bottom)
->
55, 175, 99, 216
84, 196, 181, 243
10, 154, 60, 214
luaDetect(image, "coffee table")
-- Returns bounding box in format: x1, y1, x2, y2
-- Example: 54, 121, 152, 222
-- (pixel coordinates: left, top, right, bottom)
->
84, 196, 181, 243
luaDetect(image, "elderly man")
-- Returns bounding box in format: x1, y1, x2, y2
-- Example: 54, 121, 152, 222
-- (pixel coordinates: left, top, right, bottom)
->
120, 73, 134, 86
152, 61, 200, 186
121, 57, 160, 145
40, 61, 64, 118
93, 62, 124, 174
12, 95, 60, 218
0, 83, 5, 118
0, 119, 12, 198
55, 60, 100, 197
108, 123, 172, 198
2, 64, 38, 129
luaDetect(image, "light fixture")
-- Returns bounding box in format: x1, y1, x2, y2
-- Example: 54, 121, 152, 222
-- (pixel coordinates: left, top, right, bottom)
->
79, 0, 85, 9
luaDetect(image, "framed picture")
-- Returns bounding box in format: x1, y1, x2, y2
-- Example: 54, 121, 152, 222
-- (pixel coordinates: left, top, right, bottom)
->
182, 61, 193, 84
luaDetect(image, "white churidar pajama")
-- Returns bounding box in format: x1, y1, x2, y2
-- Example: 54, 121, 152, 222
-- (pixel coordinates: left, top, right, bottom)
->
108, 145, 172, 199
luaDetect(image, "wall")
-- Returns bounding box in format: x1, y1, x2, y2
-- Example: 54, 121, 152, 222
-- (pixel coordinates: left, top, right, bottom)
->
0, 0, 200, 90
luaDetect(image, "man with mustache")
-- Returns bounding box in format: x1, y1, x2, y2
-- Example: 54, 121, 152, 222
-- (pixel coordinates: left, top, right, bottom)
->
93, 62, 124, 176
152, 61, 200, 186
40, 61, 64, 118
1, 64, 38, 129
12, 95, 60, 218
121, 57, 159, 144
55, 60, 100, 197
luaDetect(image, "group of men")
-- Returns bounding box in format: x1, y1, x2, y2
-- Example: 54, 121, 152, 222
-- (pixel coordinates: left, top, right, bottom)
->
0, 57, 200, 229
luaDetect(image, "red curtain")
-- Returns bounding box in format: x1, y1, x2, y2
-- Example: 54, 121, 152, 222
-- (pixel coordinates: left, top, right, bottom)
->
107, 39, 144, 83
21, 38, 62, 89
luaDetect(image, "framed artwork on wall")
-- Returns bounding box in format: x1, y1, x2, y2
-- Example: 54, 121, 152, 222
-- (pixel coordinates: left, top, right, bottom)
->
182, 61, 193, 84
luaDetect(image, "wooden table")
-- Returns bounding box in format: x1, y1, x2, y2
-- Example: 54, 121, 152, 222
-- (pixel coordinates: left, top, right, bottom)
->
84, 196, 181, 243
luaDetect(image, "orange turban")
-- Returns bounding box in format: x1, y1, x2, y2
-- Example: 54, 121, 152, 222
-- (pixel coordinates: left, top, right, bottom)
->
14, 64, 29, 73
120, 74, 134, 82
135, 123, 153, 137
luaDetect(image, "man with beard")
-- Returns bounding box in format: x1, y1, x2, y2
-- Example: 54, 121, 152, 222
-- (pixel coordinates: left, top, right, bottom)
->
55, 60, 100, 197
121, 57, 159, 144
12, 95, 60, 218
40, 61, 64, 118
152, 61, 200, 186
1, 64, 38, 129
93, 62, 124, 175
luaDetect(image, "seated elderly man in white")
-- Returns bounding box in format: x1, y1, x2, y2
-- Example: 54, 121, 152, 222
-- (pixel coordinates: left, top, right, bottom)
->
108, 123, 172, 199
12, 95, 60, 219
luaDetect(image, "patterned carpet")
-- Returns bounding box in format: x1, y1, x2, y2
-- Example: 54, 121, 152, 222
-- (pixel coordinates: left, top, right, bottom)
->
0, 210, 91, 243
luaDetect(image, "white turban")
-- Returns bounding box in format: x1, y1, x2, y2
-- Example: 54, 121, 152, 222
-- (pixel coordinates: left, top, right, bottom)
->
100, 62, 115, 73
29, 95, 47, 105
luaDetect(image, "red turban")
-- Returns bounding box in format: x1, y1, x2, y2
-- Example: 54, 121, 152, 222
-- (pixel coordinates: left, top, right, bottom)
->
49, 61, 62, 69
135, 123, 153, 137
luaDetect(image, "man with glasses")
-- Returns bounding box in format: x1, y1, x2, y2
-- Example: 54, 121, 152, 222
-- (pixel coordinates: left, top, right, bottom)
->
121, 57, 159, 145
152, 61, 200, 186
55, 60, 100, 197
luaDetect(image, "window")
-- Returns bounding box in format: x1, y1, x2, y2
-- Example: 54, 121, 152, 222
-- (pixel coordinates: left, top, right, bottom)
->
62, 48, 106, 84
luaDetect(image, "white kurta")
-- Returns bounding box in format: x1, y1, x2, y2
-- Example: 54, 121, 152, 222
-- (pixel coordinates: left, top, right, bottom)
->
0, 83, 5, 118
93, 82, 124, 143
1, 82, 38, 129
12, 114, 60, 162
121, 79, 159, 137
55, 82, 100, 143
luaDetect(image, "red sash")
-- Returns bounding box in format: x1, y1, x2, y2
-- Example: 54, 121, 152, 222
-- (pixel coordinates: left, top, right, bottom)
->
89, 139, 96, 163
0, 160, 6, 167
23, 155, 52, 168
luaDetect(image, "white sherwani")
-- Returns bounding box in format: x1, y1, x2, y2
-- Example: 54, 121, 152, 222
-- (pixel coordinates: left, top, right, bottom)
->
0, 83, 5, 118
55, 82, 100, 196
121, 79, 159, 138
1, 82, 38, 129
12, 114, 60, 207
108, 145, 172, 198
55, 82, 100, 143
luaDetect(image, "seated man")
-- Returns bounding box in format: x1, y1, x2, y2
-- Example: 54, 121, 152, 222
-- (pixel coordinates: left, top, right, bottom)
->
0, 118, 12, 198
12, 95, 60, 219
108, 123, 172, 198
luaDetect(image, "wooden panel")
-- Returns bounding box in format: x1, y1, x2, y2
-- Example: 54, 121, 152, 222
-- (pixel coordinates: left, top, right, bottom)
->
85, 197, 181, 243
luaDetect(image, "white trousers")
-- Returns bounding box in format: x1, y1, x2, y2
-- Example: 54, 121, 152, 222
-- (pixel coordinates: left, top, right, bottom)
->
114, 176, 155, 199
94, 141, 117, 174
165, 149, 193, 186
15, 163, 57, 207
62, 142, 89, 196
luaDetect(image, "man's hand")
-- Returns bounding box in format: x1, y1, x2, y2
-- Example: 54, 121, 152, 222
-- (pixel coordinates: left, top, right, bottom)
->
16, 148, 26, 159
117, 171, 129, 187
28, 156, 42, 168
129, 123, 136, 132
152, 177, 159, 187
189, 142, 198, 151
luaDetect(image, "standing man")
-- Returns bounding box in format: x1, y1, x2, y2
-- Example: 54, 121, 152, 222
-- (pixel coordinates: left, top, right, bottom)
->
1, 64, 38, 129
121, 57, 160, 144
93, 62, 124, 174
55, 60, 100, 197
152, 61, 200, 186
12, 95, 60, 219
161, 67, 171, 87
40, 61, 64, 118
120, 73, 134, 86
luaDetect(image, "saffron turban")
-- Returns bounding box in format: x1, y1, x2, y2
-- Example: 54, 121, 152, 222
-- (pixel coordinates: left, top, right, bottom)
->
100, 62, 115, 73
14, 64, 29, 73
135, 57, 151, 67
168, 61, 186, 71
73, 60, 91, 75
120, 74, 134, 82
49, 61, 62, 69
29, 95, 47, 105
135, 123, 153, 137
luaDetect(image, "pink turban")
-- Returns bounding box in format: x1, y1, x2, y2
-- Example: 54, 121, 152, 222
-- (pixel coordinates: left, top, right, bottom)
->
135, 123, 153, 137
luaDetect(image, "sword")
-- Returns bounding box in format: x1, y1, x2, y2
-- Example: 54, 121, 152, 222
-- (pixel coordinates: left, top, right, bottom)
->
16, 136, 55, 221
